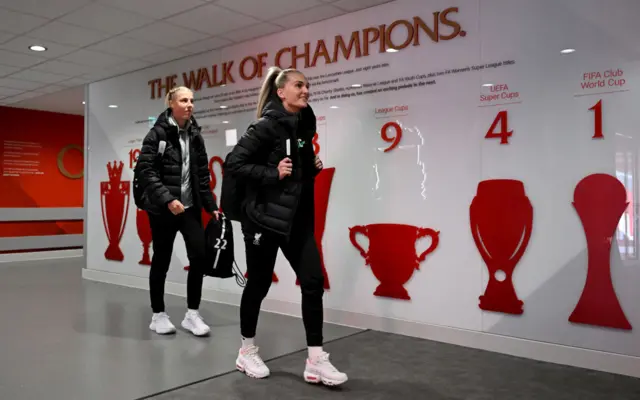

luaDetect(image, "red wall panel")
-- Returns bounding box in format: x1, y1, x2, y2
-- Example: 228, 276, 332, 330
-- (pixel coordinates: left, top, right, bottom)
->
0, 106, 84, 209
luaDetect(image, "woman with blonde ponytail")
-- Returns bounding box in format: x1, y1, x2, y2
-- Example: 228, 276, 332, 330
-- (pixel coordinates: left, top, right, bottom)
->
225, 67, 348, 386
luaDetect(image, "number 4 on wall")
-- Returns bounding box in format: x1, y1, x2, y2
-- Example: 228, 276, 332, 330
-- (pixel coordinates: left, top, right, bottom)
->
485, 110, 513, 144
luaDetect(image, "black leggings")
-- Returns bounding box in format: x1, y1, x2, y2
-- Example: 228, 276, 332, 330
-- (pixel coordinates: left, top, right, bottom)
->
148, 206, 206, 313
239, 221, 325, 346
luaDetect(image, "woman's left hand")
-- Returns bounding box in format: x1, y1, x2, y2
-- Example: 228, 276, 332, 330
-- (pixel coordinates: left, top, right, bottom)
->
314, 155, 323, 170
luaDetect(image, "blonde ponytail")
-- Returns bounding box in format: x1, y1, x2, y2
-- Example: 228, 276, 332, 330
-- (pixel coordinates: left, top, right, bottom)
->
255, 66, 302, 118
256, 67, 281, 118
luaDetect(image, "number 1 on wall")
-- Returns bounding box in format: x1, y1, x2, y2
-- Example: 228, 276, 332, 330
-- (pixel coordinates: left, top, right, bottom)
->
590, 99, 604, 139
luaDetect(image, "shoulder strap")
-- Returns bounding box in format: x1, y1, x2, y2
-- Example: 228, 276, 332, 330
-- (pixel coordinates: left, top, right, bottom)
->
153, 127, 167, 156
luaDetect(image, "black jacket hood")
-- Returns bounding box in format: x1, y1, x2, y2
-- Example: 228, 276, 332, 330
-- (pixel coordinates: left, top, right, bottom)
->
153, 107, 200, 133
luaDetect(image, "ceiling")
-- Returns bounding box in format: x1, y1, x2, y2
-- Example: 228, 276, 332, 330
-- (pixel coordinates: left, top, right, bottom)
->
0, 0, 393, 115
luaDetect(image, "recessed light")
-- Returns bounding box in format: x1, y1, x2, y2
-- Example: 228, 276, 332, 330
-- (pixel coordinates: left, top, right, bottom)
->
29, 45, 47, 52
108, 104, 118, 108
220, 105, 227, 109
561, 48, 575, 54
482, 83, 494, 87
386, 48, 399, 53
351, 84, 362, 88
82, 101, 85, 104
222, 121, 229, 124
330, 106, 339, 109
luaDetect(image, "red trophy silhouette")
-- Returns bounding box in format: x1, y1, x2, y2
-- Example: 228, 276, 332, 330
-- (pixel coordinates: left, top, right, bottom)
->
101, 161, 130, 261
470, 179, 532, 315
295, 167, 334, 289
569, 173, 632, 330
136, 208, 152, 265
209, 156, 224, 203
349, 223, 439, 300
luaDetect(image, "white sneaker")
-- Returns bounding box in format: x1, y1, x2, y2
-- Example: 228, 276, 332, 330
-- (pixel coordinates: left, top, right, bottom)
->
236, 345, 270, 379
181, 310, 210, 337
304, 352, 348, 386
149, 312, 176, 335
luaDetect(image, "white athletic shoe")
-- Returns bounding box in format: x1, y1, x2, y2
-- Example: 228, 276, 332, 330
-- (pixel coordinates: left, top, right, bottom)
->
304, 352, 348, 386
181, 310, 211, 337
149, 312, 176, 335
236, 345, 270, 379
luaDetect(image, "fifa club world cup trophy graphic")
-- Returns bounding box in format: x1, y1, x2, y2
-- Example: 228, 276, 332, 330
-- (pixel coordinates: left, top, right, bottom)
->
569, 173, 632, 330
470, 179, 532, 315
101, 161, 130, 261
349, 223, 439, 300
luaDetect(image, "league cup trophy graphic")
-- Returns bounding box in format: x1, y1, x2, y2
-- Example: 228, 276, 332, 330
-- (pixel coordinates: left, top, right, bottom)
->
101, 161, 130, 262
296, 167, 335, 289
569, 173, 632, 330
470, 179, 532, 315
349, 223, 439, 300
136, 208, 152, 265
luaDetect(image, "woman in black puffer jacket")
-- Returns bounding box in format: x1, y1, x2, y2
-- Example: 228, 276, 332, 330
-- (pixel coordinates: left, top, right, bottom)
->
225, 67, 348, 386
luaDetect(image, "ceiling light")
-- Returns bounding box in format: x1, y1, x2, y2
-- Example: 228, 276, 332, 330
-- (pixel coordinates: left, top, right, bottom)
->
29, 45, 47, 52
108, 104, 118, 108
82, 101, 85, 104
222, 121, 229, 124
220, 105, 227, 109
560, 48, 575, 54
482, 83, 494, 87
330, 106, 339, 109
351, 84, 362, 88
386, 48, 399, 53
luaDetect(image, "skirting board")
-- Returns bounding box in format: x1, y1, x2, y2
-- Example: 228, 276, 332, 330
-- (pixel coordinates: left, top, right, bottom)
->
82, 268, 640, 379
0, 249, 83, 263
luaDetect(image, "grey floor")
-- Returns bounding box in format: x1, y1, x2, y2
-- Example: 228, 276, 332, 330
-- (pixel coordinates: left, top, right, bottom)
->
0, 258, 360, 400
1, 258, 639, 400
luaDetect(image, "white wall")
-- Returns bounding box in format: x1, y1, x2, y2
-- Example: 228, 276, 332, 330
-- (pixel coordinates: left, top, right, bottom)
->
84, 0, 640, 377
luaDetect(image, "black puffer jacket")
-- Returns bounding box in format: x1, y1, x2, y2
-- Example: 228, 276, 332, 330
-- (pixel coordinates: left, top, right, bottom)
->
137, 108, 217, 215
225, 96, 320, 237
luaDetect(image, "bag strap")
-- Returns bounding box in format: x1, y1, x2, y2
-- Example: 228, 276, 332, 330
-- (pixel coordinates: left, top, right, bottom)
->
155, 127, 167, 157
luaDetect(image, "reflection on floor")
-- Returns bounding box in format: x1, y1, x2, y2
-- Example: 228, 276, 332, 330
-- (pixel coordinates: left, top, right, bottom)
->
0, 258, 360, 400
1, 258, 639, 400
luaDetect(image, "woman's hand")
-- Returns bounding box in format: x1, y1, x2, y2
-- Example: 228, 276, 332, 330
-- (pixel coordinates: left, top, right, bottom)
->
314, 155, 323, 170
168, 200, 185, 215
278, 157, 292, 179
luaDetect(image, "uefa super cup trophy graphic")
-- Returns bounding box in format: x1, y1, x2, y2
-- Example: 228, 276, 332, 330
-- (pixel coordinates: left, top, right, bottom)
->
136, 208, 152, 265
101, 161, 130, 262
349, 223, 439, 300
569, 173, 632, 330
470, 179, 532, 315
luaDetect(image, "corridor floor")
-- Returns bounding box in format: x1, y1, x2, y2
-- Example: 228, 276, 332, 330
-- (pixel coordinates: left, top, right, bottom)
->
1, 258, 638, 400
